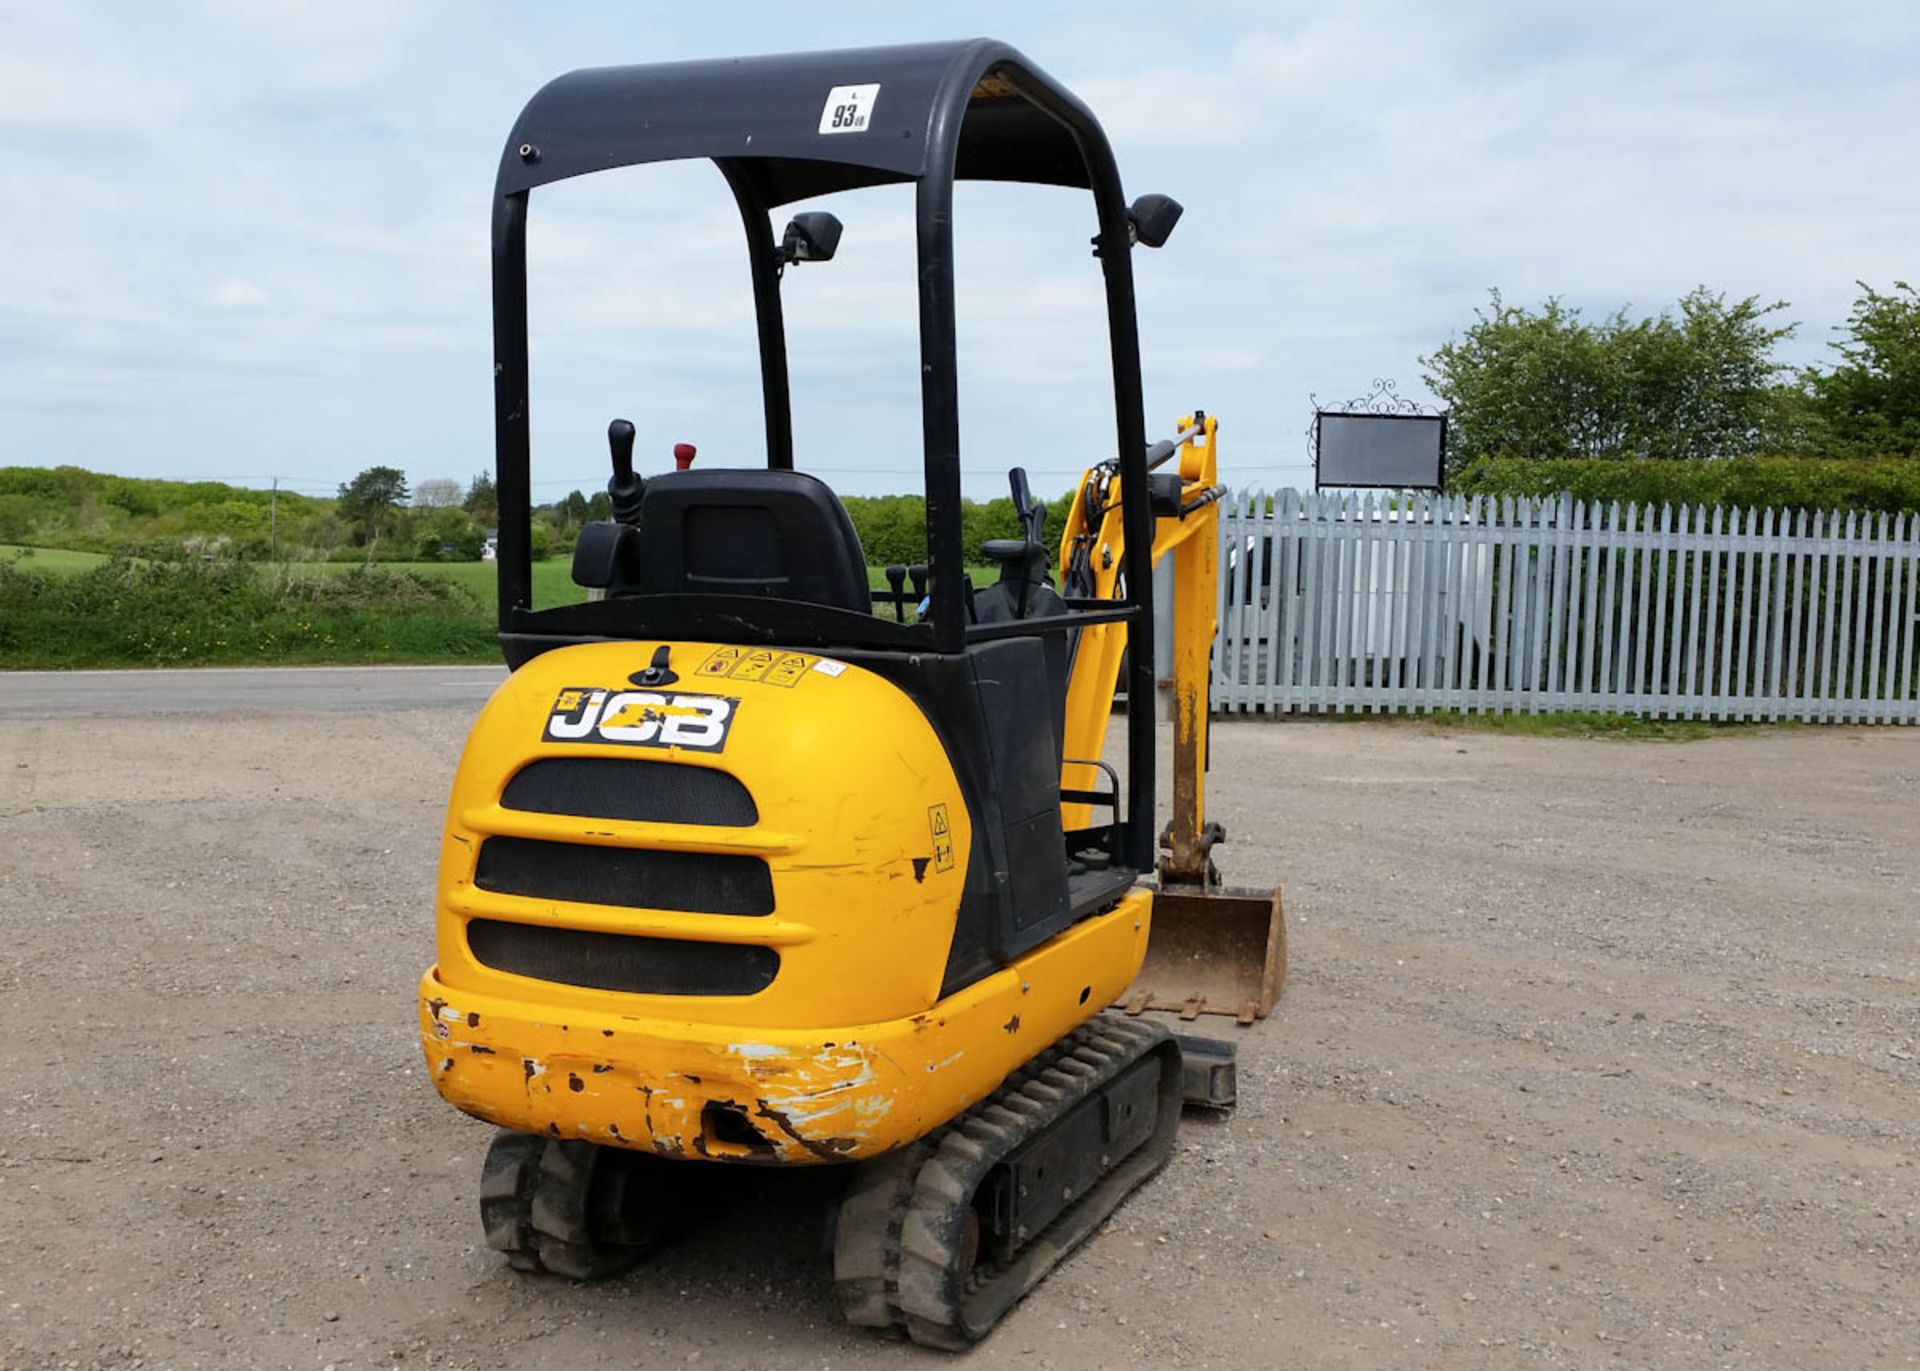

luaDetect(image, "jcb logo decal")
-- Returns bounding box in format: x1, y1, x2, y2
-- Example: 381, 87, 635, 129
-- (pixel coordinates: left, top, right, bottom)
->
543, 687, 738, 752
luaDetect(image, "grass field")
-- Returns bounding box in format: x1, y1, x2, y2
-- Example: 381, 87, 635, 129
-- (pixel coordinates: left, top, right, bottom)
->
2, 546, 996, 606
0, 544, 111, 573
0, 545, 1006, 668
2, 546, 583, 605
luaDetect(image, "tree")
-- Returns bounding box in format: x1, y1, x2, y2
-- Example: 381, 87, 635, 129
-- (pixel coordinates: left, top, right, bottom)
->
413, 477, 463, 508
463, 471, 498, 525
414, 505, 485, 560
1806, 281, 1920, 457
1423, 288, 1796, 469
336, 466, 409, 549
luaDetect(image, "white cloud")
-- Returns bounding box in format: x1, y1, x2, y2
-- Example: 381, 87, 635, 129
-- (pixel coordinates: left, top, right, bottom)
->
206, 277, 270, 309
2, 0, 1917, 494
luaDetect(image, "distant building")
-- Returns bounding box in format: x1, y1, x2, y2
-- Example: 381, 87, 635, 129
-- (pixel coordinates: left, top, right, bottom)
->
481, 528, 499, 562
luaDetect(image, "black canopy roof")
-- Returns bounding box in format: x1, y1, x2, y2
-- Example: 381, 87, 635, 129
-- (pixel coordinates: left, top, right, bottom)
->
494, 39, 1094, 206
488, 37, 1165, 865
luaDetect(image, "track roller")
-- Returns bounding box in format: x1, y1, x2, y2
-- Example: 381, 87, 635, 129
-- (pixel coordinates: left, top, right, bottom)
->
479, 1130, 697, 1280
832, 1014, 1182, 1348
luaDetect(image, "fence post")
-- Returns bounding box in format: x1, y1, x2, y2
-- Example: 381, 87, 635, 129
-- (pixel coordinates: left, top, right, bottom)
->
1741, 504, 1760, 715
1598, 500, 1620, 708
1866, 510, 1887, 724
1724, 503, 1743, 719
1896, 510, 1912, 721
1275, 489, 1298, 712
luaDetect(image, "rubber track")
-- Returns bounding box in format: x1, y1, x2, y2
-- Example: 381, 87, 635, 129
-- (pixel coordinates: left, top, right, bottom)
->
478, 1132, 645, 1280
832, 1014, 1181, 1348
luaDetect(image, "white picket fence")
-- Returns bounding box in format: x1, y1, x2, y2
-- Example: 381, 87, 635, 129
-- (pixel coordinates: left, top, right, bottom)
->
1211, 490, 1920, 723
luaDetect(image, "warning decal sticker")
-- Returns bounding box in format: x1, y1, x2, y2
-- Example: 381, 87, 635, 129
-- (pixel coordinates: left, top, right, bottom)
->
928, 803, 956, 873
697, 646, 819, 687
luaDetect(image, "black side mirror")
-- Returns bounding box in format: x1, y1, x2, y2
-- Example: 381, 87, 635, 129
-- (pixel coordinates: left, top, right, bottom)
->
1127, 193, 1183, 249
779, 211, 843, 265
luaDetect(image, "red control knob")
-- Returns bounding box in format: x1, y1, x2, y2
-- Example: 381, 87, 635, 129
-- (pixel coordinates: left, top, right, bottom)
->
673, 442, 697, 470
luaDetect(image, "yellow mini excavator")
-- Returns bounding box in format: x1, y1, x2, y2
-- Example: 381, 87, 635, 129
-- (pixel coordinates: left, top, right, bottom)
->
418, 39, 1284, 1349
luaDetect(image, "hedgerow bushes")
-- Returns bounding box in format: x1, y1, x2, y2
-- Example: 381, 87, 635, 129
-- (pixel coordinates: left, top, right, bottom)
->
0, 557, 497, 668
1452, 454, 1920, 514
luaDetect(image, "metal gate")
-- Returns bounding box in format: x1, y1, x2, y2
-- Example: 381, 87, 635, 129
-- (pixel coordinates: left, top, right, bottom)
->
1211, 489, 1920, 723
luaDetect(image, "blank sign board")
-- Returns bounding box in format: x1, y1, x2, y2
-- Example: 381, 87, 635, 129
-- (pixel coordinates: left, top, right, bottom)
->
1315, 412, 1447, 490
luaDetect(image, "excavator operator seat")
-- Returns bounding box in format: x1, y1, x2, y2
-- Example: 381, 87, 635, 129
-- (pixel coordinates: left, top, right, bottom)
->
635, 468, 869, 613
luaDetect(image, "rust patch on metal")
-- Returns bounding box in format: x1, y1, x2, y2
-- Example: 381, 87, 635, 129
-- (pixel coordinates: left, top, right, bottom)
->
753, 1101, 858, 1161
567, 1073, 585, 1093
466, 1011, 481, 1028
467, 1044, 495, 1055
425, 997, 447, 1019
1002, 1014, 1021, 1034
591, 1064, 613, 1074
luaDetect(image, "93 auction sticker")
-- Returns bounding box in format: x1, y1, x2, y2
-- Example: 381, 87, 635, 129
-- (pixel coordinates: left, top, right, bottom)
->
543, 686, 738, 753
819, 83, 879, 134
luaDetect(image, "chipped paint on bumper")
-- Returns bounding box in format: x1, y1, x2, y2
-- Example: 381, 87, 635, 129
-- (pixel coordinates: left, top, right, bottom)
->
418, 889, 1151, 1165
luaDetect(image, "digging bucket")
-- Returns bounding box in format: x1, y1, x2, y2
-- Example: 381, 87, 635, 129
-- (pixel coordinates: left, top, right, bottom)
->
1119, 884, 1286, 1026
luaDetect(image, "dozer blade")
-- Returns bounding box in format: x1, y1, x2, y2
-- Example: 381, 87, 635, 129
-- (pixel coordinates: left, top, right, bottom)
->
1119, 885, 1286, 1025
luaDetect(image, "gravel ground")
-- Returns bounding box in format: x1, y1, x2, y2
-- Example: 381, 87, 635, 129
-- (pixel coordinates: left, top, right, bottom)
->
0, 705, 1915, 1370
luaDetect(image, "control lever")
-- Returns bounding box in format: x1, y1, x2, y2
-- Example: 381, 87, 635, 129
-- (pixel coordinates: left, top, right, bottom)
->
1007, 466, 1046, 617
909, 564, 929, 620
884, 564, 907, 623
607, 418, 644, 526
1009, 466, 1046, 546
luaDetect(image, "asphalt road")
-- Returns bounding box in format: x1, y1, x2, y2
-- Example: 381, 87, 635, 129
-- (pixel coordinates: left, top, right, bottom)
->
0, 664, 508, 719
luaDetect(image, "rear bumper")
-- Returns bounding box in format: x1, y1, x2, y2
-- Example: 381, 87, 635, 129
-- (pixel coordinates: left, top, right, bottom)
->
418, 889, 1152, 1165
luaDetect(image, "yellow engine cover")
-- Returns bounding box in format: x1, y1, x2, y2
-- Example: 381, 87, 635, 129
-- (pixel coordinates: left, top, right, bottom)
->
419, 640, 1152, 1163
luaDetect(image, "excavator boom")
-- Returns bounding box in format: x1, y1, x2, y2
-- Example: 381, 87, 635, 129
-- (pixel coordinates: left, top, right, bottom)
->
1058, 415, 1287, 1022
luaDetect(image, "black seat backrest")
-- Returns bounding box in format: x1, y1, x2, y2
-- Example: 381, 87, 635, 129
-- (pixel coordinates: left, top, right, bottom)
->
634, 468, 869, 614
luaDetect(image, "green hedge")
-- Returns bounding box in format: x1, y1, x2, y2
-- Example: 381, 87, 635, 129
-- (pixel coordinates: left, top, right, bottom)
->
0, 557, 496, 668
841, 490, 1079, 566
1452, 454, 1920, 514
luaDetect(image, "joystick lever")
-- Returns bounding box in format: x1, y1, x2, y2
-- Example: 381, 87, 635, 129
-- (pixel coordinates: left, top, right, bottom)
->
607, 418, 644, 526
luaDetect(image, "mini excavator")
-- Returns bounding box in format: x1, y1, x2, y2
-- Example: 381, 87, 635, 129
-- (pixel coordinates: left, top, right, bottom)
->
418, 40, 1285, 1349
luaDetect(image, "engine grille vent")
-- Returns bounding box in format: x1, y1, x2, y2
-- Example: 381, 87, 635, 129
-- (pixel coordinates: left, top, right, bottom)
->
499, 758, 757, 827
467, 918, 778, 996
474, 836, 774, 916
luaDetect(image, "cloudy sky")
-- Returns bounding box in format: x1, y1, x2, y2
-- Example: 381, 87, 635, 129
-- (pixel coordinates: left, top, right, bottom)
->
4, 1, 1916, 501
